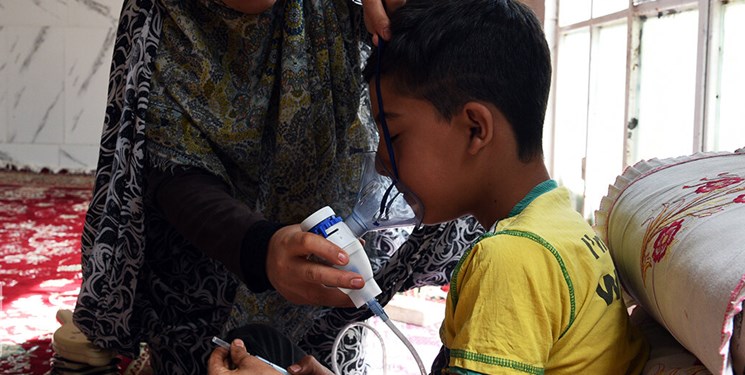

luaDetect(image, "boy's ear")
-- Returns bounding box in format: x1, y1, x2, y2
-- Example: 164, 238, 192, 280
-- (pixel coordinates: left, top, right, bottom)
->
461, 102, 494, 155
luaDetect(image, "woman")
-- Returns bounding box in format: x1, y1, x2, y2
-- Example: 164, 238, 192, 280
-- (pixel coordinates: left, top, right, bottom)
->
72, 0, 482, 373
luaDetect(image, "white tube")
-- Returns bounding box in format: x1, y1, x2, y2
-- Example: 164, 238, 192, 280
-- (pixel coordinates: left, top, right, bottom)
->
383, 318, 427, 375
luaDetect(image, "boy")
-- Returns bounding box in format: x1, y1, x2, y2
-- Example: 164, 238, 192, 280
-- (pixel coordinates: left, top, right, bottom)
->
208, 0, 648, 373
364, 0, 648, 373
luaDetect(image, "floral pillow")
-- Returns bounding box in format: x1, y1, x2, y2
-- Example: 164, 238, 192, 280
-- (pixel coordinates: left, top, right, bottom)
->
595, 148, 745, 375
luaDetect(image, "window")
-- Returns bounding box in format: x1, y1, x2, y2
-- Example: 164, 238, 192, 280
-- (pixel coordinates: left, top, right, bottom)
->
547, 0, 745, 219
631, 9, 698, 162
553, 29, 590, 212
707, 1, 745, 152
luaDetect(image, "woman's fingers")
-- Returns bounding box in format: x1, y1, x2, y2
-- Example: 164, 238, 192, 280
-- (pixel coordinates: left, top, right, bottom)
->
229, 339, 252, 367
362, 0, 406, 44
362, 0, 391, 43
207, 345, 231, 374
288, 355, 335, 375
266, 226, 362, 306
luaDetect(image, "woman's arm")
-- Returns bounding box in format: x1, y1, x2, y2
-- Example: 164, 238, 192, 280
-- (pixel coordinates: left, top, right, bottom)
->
149, 166, 363, 306
148, 166, 274, 290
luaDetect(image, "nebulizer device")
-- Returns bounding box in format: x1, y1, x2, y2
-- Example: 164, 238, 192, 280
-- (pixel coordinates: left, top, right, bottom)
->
300, 153, 422, 308
300, 153, 427, 375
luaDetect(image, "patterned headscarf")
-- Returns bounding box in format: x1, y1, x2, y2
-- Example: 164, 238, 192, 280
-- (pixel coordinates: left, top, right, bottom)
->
146, 0, 372, 221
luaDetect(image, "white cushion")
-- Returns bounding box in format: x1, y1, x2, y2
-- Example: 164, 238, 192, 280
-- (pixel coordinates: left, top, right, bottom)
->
595, 148, 745, 375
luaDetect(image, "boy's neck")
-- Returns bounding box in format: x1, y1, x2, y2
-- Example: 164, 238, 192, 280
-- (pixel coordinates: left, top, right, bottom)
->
474, 159, 551, 229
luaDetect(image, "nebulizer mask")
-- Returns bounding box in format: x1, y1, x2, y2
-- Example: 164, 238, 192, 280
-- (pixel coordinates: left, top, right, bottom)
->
300, 39, 428, 375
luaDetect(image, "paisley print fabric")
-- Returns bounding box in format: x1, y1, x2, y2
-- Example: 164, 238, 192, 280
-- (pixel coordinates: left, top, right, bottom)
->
73, 0, 484, 373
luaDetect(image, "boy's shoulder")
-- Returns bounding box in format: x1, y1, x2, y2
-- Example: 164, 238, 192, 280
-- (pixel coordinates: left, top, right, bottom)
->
467, 229, 567, 275
481, 187, 605, 267
497, 186, 589, 235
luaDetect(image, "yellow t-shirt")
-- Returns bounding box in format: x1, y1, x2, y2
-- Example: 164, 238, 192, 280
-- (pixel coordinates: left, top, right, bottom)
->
440, 186, 648, 374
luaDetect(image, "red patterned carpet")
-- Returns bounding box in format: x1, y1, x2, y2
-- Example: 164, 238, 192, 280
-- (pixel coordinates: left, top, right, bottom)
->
0, 170, 444, 375
0, 171, 95, 374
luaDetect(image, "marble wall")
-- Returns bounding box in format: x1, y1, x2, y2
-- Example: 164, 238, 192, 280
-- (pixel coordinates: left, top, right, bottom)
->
0, 0, 120, 172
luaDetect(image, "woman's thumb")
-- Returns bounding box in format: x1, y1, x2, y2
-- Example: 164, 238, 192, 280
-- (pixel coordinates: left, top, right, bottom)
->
230, 339, 251, 364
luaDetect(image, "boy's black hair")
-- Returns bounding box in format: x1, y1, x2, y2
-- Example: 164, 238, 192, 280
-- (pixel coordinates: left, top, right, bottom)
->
363, 0, 551, 162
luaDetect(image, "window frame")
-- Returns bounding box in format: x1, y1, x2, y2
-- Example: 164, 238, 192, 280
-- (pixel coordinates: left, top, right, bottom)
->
545, 0, 727, 171
541, 0, 745, 219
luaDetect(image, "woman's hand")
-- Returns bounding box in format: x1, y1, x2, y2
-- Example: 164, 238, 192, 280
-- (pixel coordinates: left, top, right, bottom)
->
208, 339, 285, 375
221, 0, 276, 14
361, 0, 406, 45
287, 355, 335, 375
208, 339, 334, 375
266, 225, 363, 307
220, 0, 403, 43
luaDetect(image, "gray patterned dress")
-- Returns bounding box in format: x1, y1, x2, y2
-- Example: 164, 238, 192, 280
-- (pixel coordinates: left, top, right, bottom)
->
73, 0, 483, 373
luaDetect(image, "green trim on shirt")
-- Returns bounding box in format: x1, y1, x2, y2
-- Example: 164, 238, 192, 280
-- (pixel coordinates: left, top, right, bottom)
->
450, 181, 568, 320
451, 181, 559, 307
507, 180, 558, 218
449, 228, 577, 338
449, 349, 545, 375
493, 229, 577, 338
449, 232, 495, 307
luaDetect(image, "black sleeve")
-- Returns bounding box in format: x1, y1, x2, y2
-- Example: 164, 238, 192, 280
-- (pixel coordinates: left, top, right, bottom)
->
148, 166, 283, 292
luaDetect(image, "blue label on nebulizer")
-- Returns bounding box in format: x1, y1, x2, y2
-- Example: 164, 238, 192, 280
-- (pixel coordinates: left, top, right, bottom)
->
308, 215, 343, 238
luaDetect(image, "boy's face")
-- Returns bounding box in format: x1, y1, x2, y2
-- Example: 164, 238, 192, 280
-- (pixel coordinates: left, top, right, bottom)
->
370, 77, 473, 225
